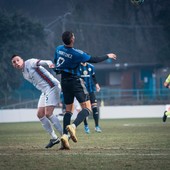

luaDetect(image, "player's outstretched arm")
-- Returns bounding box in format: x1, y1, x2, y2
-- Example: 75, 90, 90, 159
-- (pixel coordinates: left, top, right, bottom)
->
88, 53, 117, 63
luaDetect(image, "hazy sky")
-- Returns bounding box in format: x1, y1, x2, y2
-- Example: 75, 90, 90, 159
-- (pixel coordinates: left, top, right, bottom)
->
0, 0, 71, 23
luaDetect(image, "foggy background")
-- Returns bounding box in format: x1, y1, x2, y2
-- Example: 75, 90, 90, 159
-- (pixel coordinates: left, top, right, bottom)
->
0, 0, 170, 107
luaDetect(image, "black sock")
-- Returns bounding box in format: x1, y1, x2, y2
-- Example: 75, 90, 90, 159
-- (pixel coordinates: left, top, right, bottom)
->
84, 117, 88, 126
92, 106, 99, 127
73, 108, 90, 127
63, 112, 72, 134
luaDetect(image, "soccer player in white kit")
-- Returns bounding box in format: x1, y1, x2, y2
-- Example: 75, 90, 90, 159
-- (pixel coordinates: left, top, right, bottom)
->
11, 55, 63, 148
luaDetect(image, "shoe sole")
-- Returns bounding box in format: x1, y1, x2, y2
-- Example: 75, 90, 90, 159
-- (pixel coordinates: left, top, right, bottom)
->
66, 126, 78, 143
95, 130, 102, 133
61, 137, 70, 150
85, 132, 90, 134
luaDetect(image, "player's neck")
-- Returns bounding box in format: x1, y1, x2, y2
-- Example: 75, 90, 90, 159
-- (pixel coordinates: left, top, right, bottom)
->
65, 45, 73, 48
65, 42, 74, 48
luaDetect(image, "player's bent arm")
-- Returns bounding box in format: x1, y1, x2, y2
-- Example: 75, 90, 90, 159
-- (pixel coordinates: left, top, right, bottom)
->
37, 60, 55, 68
88, 55, 108, 63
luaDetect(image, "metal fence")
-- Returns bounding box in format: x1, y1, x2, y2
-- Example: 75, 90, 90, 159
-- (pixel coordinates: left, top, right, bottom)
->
96, 88, 170, 106
0, 88, 170, 109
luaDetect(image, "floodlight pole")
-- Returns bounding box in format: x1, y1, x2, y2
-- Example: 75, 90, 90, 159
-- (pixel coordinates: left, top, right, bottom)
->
44, 12, 71, 33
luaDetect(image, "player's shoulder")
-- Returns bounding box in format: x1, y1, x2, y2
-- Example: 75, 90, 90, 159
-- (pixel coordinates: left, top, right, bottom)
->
26, 58, 39, 62
57, 45, 64, 49
56, 45, 64, 51
25, 58, 39, 67
87, 63, 94, 68
72, 48, 84, 55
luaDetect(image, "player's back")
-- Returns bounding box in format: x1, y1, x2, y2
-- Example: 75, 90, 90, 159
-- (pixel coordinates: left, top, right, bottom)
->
55, 45, 91, 71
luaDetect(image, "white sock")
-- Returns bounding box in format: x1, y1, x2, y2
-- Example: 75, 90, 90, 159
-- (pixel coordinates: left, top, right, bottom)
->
51, 130, 58, 139
39, 116, 58, 139
48, 114, 63, 136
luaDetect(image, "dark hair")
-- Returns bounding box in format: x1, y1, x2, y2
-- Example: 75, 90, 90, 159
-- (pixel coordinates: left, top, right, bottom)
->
11, 54, 19, 60
62, 31, 73, 45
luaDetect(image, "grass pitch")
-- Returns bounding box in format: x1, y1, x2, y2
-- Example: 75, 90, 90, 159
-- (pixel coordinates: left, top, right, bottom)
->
0, 118, 170, 170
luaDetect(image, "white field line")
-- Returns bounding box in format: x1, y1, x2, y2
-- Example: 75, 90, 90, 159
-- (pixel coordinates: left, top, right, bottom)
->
123, 123, 158, 127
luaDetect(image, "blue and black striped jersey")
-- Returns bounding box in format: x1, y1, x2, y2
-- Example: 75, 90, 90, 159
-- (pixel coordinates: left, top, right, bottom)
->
79, 63, 96, 92
54, 45, 91, 76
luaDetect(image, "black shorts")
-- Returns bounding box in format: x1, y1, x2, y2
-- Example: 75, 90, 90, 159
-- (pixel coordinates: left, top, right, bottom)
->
61, 77, 90, 105
89, 92, 97, 104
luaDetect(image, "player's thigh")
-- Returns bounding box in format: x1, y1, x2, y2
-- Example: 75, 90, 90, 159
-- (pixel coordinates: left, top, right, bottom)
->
80, 100, 91, 111
89, 92, 98, 105
61, 79, 75, 105
74, 78, 91, 110
66, 103, 75, 113
74, 78, 90, 103
38, 93, 45, 108
45, 86, 60, 107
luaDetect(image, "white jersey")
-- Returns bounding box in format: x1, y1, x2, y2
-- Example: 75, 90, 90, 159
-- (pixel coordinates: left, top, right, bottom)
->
22, 58, 60, 93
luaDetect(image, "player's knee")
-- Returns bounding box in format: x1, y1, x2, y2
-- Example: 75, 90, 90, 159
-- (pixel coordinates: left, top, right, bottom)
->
37, 112, 45, 119
37, 108, 45, 118
81, 101, 91, 111
92, 105, 98, 114
83, 108, 92, 116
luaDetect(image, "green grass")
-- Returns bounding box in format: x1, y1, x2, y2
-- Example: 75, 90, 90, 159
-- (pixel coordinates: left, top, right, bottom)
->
0, 118, 170, 170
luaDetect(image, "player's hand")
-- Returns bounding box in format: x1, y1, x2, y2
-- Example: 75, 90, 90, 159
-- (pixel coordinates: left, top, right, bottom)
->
164, 82, 170, 88
96, 83, 101, 92
49, 64, 55, 68
107, 53, 117, 60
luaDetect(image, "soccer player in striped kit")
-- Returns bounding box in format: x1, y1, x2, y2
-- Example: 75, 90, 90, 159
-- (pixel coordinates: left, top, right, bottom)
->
54, 31, 117, 149
79, 62, 102, 133
163, 74, 170, 122
11, 55, 63, 148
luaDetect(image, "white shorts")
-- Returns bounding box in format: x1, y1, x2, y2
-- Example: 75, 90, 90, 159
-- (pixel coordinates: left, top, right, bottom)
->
38, 86, 61, 107
73, 97, 81, 111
